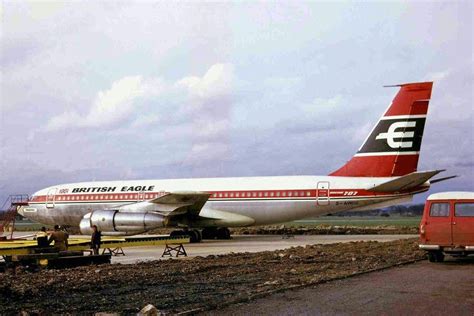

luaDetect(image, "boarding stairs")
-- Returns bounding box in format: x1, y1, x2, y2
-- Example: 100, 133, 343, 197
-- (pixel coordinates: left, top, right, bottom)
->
0, 194, 29, 240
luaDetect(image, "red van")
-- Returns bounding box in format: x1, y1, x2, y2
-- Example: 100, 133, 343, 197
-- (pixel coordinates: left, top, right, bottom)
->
419, 192, 474, 262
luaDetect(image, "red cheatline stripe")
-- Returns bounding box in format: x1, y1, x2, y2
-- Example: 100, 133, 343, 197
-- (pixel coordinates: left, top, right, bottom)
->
27, 188, 405, 204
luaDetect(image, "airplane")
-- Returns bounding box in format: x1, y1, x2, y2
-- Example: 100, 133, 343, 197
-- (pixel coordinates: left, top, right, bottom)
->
17, 81, 454, 242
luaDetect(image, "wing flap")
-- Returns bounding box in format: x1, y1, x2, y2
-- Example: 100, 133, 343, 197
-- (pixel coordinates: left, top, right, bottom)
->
149, 191, 211, 216
368, 170, 444, 192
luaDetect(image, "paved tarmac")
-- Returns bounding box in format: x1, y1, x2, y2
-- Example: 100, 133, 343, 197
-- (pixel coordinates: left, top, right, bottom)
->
208, 257, 474, 315
109, 234, 417, 264
6, 232, 416, 264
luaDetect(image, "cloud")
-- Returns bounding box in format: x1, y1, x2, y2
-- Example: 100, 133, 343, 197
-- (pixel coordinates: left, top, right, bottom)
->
45, 76, 164, 130
423, 69, 451, 82
45, 63, 234, 131
177, 63, 234, 100
184, 142, 230, 165
301, 95, 343, 115
193, 119, 230, 140
131, 114, 160, 128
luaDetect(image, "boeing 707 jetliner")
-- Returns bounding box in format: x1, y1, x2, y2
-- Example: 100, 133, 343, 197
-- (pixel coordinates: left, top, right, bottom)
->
18, 81, 453, 242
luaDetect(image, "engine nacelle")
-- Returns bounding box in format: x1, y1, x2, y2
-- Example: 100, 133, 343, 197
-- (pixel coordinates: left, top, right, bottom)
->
79, 210, 165, 235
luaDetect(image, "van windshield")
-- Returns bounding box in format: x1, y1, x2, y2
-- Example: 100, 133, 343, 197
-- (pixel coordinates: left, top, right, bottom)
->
455, 203, 474, 217
430, 203, 450, 217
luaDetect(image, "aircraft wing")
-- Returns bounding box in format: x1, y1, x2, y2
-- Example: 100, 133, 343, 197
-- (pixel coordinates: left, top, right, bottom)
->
149, 191, 211, 216
367, 170, 444, 193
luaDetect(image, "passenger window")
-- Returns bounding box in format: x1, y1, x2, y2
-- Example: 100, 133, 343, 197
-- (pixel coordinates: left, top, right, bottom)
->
430, 203, 450, 217
455, 203, 474, 217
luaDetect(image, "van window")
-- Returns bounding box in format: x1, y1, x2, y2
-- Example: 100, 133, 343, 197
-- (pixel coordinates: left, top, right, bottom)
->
429, 203, 450, 217
455, 203, 474, 217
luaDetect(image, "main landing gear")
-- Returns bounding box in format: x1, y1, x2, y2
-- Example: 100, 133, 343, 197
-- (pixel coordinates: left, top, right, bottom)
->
169, 227, 231, 243
202, 227, 231, 240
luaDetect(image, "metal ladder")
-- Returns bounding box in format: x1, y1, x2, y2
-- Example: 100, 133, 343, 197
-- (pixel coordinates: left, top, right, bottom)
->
0, 194, 29, 239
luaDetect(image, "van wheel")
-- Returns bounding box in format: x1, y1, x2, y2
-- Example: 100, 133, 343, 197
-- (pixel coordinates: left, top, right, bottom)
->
428, 251, 437, 262
435, 251, 445, 262
428, 251, 444, 262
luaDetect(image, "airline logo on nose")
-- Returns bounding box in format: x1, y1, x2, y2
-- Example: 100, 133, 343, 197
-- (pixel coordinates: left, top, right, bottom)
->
376, 121, 417, 149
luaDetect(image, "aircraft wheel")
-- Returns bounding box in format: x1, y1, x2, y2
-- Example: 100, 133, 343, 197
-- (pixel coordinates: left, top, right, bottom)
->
193, 229, 202, 242
188, 229, 201, 243
216, 227, 231, 240
170, 230, 186, 238
202, 227, 218, 240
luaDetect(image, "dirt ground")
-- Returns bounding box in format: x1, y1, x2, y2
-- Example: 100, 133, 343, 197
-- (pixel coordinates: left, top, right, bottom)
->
211, 257, 474, 315
232, 224, 418, 235
0, 238, 424, 315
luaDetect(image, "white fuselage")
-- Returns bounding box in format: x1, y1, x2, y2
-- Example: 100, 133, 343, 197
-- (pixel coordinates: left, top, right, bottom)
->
19, 175, 427, 228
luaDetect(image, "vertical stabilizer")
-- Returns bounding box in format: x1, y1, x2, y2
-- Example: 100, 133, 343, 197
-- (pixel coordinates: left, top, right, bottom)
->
330, 82, 433, 177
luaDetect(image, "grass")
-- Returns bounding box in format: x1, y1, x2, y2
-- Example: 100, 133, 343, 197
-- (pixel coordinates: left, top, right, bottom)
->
289, 216, 421, 228
3, 221, 53, 232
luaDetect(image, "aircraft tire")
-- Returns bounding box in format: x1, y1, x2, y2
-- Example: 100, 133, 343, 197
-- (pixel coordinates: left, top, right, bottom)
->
170, 230, 186, 238
193, 229, 202, 242
202, 227, 218, 240
216, 227, 231, 240
188, 229, 201, 243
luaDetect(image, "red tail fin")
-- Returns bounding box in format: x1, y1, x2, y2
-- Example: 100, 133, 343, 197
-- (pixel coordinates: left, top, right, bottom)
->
330, 82, 433, 177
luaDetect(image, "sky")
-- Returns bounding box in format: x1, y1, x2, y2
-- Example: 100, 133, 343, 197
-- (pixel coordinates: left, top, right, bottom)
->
1, 0, 473, 206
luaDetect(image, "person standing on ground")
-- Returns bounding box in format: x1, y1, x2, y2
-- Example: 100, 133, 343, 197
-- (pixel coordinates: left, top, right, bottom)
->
48, 225, 69, 251
91, 225, 102, 255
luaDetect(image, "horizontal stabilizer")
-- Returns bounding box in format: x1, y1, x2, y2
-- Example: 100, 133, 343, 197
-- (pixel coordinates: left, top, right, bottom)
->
368, 170, 444, 192
430, 175, 458, 184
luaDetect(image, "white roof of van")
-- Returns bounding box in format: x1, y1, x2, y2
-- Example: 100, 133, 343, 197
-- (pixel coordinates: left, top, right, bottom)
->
427, 192, 474, 200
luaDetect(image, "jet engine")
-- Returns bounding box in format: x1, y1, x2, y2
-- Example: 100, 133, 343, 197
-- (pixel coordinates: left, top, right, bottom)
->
79, 210, 165, 236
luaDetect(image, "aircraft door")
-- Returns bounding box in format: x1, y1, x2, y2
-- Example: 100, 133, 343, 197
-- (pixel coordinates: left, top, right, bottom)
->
317, 181, 330, 206
46, 188, 57, 208
138, 191, 145, 202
